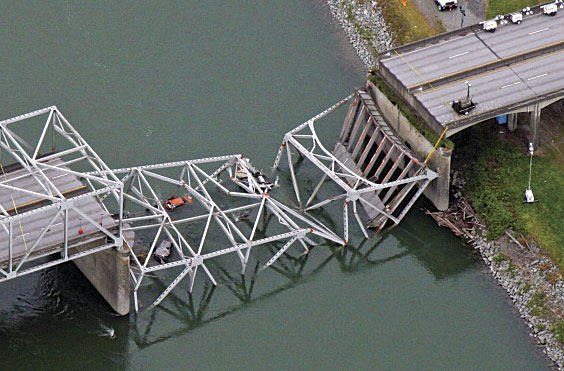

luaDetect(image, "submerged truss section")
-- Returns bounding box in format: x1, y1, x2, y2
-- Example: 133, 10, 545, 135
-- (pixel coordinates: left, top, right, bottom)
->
109, 156, 343, 311
0, 107, 124, 282
273, 90, 437, 243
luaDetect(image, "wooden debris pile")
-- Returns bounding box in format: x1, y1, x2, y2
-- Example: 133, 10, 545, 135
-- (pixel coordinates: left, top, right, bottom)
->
424, 196, 481, 241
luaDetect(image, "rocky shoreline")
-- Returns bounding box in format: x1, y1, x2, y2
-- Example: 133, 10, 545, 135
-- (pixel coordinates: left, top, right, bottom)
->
326, 0, 395, 68
326, 0, 564, 369
431, 173, 564, 369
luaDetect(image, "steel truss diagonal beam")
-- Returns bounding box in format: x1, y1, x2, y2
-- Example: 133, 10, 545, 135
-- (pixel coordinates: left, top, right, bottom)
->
0, 107, 124, 283
121, 156, 343, 311
273, 91, 438, 242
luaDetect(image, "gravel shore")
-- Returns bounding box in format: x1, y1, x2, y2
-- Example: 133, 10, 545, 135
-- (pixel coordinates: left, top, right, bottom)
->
326, 0, 395, 69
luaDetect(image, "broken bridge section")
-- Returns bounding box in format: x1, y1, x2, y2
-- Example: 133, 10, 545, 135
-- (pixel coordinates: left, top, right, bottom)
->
0, 95, 439, 313
105, 156, 343, 311
274, 90, 437, 243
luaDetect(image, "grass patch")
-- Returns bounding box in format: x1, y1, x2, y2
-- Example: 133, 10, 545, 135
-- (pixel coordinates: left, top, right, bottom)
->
486, 0, 543, 19
522, 282, 532, 293
550, 321, 564, 344
374, 0, 445, 45
492, 253, 507, 264
526, 290, 548, 317
453, 123, 564, 272
545, 271, 562, 285
368, 75, 454, 149
506, 262, 518, 278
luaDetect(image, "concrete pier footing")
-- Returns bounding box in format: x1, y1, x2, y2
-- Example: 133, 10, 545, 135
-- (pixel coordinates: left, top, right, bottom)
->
366, 80, 451, 211
73, 239, 130, 315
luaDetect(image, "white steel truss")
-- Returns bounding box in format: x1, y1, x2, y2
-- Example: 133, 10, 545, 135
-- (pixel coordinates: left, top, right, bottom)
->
0, 94, 438, 312
0, 107, 347, 312
0, 107, 124, 282
106, 156, 344, 311
273, 91, 437, 244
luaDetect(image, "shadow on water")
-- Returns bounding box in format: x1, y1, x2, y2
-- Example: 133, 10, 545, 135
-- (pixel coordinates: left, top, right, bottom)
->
391, 199, 479, 280
0, 198, 480, 366
132, 211, 473, 350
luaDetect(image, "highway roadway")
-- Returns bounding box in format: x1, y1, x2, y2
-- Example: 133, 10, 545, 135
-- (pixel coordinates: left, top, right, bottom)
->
415, 49, 564, 127
378, 4, 564, 131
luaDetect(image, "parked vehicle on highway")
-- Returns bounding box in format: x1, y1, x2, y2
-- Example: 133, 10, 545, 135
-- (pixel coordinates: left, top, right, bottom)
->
482, 20, 498, 32
542, 3, 558, 16
508, 12, 523, 24
451, 81, 476, 115
435, 0, 457, 11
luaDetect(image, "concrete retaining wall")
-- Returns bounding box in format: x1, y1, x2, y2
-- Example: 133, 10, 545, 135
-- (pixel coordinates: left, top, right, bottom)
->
366, 80, 451, 210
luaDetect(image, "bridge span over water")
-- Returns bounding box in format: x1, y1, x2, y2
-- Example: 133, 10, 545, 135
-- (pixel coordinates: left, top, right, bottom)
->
0, 96, 438, 314
377, 1, 564, 142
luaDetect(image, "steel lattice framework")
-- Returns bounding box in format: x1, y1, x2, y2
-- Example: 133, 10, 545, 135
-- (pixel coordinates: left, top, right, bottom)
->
0, 106, 347, 312
273, 92, 438, 244
0, 95, 438, 311
95, 156, 344, 310
0, 107, 124, 282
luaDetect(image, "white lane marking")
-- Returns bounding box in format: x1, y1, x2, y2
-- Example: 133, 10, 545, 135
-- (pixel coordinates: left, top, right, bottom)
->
529, 27, 550, 35
385, 36, 465, 60
51, 173, 67, 180
42, 222, 63, 230
430, 104, 444, 111
500, 81, 521, 89
527, 73, 548, 81
449, 51, 469, 59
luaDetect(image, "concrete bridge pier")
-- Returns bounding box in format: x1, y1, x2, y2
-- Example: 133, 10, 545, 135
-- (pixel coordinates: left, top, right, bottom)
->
530, 103, 541, 147
73, 237, 132, 315
507, 113, 518, 131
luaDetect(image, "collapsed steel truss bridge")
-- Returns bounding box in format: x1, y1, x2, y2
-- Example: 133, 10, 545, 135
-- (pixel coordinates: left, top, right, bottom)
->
0, 90, 438, 310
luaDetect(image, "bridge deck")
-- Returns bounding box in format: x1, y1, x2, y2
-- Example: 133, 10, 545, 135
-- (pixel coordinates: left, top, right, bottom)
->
378, 5, 564, 133
0, 159, 117, 268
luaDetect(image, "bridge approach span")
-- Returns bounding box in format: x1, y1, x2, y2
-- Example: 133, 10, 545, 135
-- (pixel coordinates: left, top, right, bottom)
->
378, 1, 564, 141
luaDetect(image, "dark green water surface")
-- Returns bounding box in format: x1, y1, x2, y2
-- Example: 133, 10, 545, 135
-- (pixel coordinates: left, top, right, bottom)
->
0, 1, 552, 370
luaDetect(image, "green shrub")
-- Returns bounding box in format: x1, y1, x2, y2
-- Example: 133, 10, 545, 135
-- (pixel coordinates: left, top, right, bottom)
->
550, 321, 564, 344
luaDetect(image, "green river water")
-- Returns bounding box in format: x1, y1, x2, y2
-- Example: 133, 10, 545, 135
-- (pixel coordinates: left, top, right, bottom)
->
0, 1, 553, 370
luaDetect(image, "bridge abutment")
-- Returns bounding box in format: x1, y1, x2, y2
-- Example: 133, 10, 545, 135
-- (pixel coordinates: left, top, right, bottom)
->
366, 80, 450, 211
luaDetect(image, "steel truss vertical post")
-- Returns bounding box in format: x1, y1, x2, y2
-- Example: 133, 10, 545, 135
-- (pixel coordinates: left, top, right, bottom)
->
8, 221, 13, 275
286, 142, 302, 208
